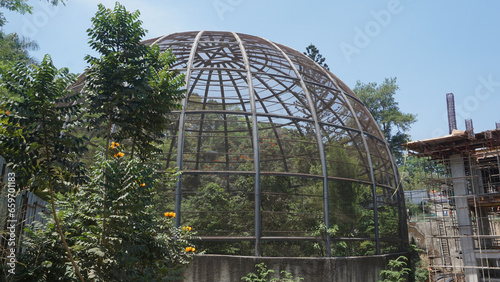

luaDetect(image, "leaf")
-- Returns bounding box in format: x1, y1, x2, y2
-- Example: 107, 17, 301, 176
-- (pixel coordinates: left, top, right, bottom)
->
87, 247, 105, 257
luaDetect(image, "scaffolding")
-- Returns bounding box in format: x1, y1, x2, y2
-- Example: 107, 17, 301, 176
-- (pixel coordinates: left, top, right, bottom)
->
406, 128, 500, 282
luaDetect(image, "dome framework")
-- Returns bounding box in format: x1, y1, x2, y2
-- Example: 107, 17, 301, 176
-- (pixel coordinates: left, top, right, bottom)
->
141, 31, 407, 257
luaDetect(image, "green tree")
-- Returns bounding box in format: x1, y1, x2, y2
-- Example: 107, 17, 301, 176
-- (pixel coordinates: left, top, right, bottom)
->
84, 2, 185, 159
0, 55, 86, 280
353, 77, 416, 163
83, 2, 185, 258
304, 44, 329, 70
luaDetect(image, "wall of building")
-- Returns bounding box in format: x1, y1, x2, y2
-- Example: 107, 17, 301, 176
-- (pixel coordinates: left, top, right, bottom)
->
182, 253, 406, 282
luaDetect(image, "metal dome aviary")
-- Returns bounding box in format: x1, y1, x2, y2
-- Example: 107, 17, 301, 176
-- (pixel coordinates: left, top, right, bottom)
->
138, 31, 407, 257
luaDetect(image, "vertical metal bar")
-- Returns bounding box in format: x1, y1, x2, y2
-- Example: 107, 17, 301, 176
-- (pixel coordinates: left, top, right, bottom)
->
262, 38, 331, 257
447, 93, 457, 134
165, 125, 177, 169
219, 72, 230, 191
194, 70, 213, 170
173, 31, 204, 228
232, 32, 262, 256
311, 63, 382, 255
465, 118, 475, 139
396, 186, 407, 251
366, 143, 380, 254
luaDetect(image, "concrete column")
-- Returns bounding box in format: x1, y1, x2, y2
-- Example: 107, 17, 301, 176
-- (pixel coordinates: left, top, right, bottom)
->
449, 154, 478, 282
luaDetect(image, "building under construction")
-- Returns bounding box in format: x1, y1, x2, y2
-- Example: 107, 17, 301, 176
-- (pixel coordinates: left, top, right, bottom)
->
405, 93, 500, 282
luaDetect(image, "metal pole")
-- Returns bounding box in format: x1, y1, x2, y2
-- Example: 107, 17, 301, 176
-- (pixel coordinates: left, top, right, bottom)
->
447, 93, 457, 135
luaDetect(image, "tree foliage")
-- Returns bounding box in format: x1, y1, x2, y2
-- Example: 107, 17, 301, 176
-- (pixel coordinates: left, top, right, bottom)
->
0, 32, 38, 74
0, 0, 66, 102
16, 153, 196, 281
353, 77, 416, 162
84, 2, 185, 159
0, 54, 85, 193
304, 44, 329, 70
378, 256, 410, 282
0, 0, 65, 26
0, 54, 86, 280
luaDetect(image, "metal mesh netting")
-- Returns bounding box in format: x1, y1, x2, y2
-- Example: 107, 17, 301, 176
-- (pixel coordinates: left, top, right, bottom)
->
145, 31, 405, 257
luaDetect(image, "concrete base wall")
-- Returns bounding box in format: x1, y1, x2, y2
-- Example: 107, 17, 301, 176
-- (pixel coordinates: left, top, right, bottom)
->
183, 253, 407, 282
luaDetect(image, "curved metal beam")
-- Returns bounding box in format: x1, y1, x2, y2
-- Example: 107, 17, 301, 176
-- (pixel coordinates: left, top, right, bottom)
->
174, 30, 205, 228
232, 32, 262, 256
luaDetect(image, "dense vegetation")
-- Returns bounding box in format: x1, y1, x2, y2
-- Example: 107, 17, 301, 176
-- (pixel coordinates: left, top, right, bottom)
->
0, 3, 194, 281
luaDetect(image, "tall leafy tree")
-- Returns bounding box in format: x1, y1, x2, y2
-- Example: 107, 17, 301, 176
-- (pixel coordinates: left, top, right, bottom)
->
353, 77, 416, 163
0, 55, 86, 281
83, 1, 186, 272
304, 44, 329, 70
84, 2, 185, 159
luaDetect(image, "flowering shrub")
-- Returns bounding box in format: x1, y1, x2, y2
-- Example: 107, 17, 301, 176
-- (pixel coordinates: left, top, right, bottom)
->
17, 151, 196, 281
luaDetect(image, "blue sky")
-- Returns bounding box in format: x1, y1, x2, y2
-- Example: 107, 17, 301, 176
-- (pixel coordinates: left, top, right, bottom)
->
3, 0, 500, 141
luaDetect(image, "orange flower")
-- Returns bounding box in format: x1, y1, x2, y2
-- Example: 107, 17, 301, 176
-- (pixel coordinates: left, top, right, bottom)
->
185, 246, 195, 252
5, 110, 10, 115
164, 212, 176, 218
140, 183, 146, 187
182, 226, 192, 231
113, 152, 125, 158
